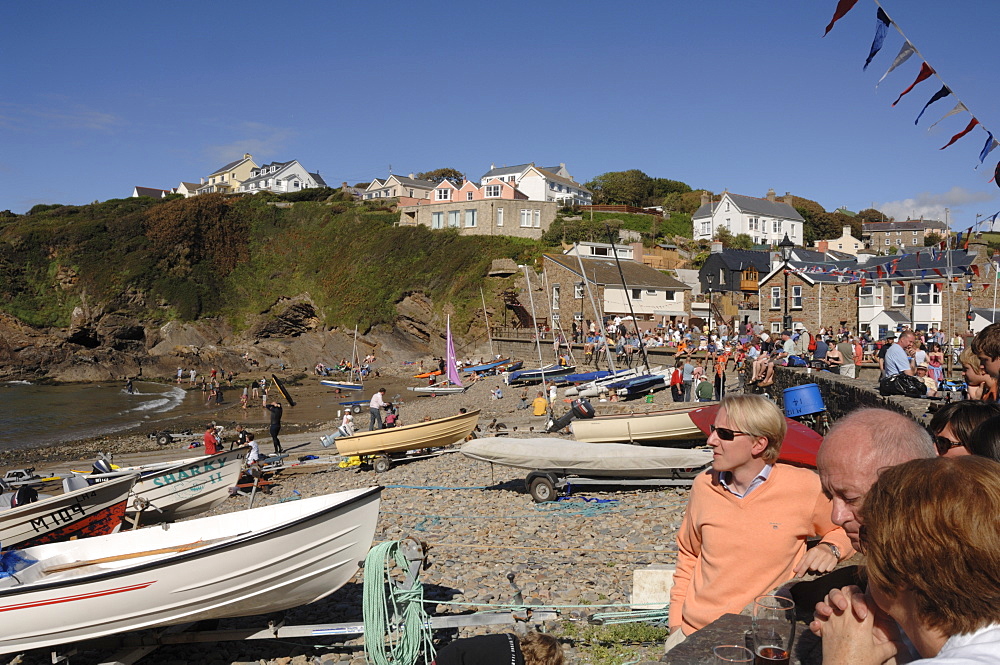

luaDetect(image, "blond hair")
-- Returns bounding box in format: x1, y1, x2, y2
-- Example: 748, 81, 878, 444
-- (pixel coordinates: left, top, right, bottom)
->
519, 632, 564, 665
719, 394, 786, 463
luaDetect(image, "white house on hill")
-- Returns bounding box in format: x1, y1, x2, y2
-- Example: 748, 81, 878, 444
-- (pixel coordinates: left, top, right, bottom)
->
238, 160, 327, 194
693, 189, 804, 246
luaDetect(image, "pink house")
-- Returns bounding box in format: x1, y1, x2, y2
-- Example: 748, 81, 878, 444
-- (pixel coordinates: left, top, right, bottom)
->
398, 178, 528, 206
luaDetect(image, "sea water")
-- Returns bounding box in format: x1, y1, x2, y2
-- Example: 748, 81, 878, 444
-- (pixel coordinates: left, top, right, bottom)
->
0, 381, 189, 451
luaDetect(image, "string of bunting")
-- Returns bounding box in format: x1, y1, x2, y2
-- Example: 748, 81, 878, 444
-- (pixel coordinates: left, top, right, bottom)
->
824, 0, 1000, 213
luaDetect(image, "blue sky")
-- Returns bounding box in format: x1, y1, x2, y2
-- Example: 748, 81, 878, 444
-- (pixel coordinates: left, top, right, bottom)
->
3, 1, 998, 229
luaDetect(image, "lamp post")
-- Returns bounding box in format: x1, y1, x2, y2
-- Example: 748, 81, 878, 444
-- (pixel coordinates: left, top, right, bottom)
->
778, 233, 795, 331
706, 272, 716, 332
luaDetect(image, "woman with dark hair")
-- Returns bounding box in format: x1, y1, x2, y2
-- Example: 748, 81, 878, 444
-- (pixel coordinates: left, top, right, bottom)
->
820, 456, 1000, 662
967, 414, 1000, 463
926, 400, 1000, 457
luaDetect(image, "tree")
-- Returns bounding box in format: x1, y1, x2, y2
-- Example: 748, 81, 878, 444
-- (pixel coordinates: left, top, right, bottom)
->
585, 169, 653, 206
925, 232, 945, 247
415, 168, 465, 184
857, 208, 891, 224
712, 227, 754, 250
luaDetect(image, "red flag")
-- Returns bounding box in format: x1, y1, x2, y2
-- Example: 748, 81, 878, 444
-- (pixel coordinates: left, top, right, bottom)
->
824, 0, 861, 36
971, 264, 981, 276
933, 268, 944, 277
941, 118, 980, 150
964, 228, 975, 250
860, 277, 867, 288
985, 284, 991, 291
892, 62, 935, 107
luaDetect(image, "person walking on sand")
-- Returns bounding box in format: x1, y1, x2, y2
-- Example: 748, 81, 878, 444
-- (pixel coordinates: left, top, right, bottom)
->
369, 387, 388, 430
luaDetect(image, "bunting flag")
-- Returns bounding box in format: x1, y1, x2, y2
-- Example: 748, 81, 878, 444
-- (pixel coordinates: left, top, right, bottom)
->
940, 118, 979, 150
979, 133, 998, 165
824, 0, 861, 36
877, 42, 915, 88
971, 264, 981, 277
864, 8, 891, 70
931, 268, 941, 277
892, 62, 935, 107
914, 85, 951, 125
951, 282, 960, 293
860, 277, 867, 288
964, 226, 974, 249
928, 102, 968, 130
988, 211, 1000, 231
985, 284, 991, 291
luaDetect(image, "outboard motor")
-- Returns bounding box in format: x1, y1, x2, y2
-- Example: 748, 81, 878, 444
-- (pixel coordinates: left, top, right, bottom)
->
10, 486, 38, 508
546, 398, 596, 433
93, 458, 114, 475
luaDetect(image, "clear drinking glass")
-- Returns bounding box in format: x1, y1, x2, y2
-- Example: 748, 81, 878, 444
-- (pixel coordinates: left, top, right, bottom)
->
713, 644, 754, 664
751, 594, 795, 665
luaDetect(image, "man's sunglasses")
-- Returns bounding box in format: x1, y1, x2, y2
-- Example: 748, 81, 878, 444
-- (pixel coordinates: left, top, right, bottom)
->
710, 424, 750, 441
934, 435, 964, 455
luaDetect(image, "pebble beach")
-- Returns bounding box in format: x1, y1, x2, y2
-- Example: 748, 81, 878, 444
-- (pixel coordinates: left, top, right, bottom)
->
3, 367, 722, 665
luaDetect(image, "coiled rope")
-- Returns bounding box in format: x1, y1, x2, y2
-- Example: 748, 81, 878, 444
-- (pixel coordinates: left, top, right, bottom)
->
363, 540, 436, 665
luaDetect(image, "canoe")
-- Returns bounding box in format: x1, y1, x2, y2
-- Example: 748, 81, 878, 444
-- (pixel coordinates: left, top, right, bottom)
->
412, 370, 443, 379
72, 448, 248, 524
462, 437, 712, 479
0, 487, 381, 655
570, 407, 705, 444
505, 365, 577, 385
334, 409, 480, 457
321, 379, 364, 391
0, 474, 136, 550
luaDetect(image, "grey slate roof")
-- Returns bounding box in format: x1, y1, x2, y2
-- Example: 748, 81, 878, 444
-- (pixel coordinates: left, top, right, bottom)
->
862, 220, 948, 232
480, 163, 561, 180
712, 249, 772, 272
311, 172, 327, 188
208, 156, 250, 176
693, 193, 804, 222
544, 254, 690, 291
133, 186, 169, 197
393, 175, 438, 189
882, 310, 911, 324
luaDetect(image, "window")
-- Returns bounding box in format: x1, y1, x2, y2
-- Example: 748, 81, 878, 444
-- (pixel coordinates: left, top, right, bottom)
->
891, 285, 905, 307
431, 212, 443, 229
885, 238, 890, 246
467, 192, 474, 201
533, 210, 540, 227
496, 207, 504, 226
448, 210, 460, 228
485, 185, 501, 197
646, 289, 657, 295
631, 289, 642, 300
773, 220, 782, 233
770, 286, 781, 309
701, 221, 711, 235
591, 246, 609, 256
913, 283, 941, 305
508, 176, 516, 183
464, 209, 477, 227
664, 290, 676, 300
749, 217, 758, 231
520, 209, 532, 227
436, 189, 451, 201
551, 314, 560, 322
574, 283, 584, 299
574, 312, 584, 321
771, 322, 782, 333
552, 285, 560, 310
791, 285, 802, 309
859, 285, 876, 306
409, 189, 414, 197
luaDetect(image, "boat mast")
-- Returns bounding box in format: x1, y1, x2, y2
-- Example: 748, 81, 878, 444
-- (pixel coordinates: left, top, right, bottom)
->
480, 287, 495, 358
521, 264, 549, 387
352, 325, 361, 385
541, 267, 576, 365
573, 244, 617, 373
605, 225, 652, 375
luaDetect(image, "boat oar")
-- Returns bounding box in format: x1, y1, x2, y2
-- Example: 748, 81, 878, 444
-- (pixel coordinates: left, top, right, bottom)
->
42, 535, 245, 574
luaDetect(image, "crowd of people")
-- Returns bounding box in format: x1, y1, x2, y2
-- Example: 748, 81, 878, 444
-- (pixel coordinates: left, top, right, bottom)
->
664, 320, 1000, 662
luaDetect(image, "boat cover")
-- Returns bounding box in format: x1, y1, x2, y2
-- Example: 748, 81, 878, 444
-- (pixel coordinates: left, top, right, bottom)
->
462, 437, 712, 478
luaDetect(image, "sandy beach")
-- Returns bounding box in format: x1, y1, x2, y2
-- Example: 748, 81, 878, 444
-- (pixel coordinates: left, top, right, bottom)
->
4, 366, 718, 665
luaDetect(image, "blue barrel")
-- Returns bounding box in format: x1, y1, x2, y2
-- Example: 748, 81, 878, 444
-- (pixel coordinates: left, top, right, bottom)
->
783, 383, 825, 417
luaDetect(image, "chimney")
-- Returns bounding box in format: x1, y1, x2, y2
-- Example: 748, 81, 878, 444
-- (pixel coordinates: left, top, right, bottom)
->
700, 191, 710, 206
342, 182, 348, 189
784, 191, 794, 207
766, 188, 776, 201
409, 173, 415, 179
817, 240, 828, 253
711, 242, 724, 254
200, 177, 205, 184
244, 153, 251, 160
843, 226, 851, 237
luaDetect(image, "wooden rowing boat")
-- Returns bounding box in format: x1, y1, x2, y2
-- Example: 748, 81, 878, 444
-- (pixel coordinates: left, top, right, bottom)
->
0, 487, 381, 654
334, 410, 480, 457
569, 406, 705, 443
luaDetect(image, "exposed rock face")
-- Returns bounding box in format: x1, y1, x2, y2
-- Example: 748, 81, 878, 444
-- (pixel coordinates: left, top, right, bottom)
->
0, 291, 462, 382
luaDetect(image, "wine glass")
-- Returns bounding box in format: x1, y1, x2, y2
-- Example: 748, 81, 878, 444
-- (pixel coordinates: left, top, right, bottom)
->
712, 644, 754, 664
752, 594, 795, 664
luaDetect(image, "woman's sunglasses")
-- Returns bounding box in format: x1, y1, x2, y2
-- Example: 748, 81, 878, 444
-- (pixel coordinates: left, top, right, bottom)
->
710, 424, 750, 441
934, 435, 964, 455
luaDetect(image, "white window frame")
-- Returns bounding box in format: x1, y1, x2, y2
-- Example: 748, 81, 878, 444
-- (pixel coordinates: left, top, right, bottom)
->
770, 286, 781, 310
464, 209, 477, 228
436, 189, 451, 201
892, 285, 905, 307
552, 285, 560, 310
913, 283, 941, 305
466, 192, 474, 201
533, 210, 541, 228
448, 210, 460, 228
431, 212, 443, 229
496, 207, 504, 226
574, 283, 584, 299
791, 285, 802, 309
485, 185, 501, 198
520, 210, 532, 227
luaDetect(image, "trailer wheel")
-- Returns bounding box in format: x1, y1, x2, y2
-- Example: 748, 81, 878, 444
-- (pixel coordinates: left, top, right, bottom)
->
373, 456, 391, 474
529, 476, 556, 503
352, 405, 362, 414
156, 432, 172, 446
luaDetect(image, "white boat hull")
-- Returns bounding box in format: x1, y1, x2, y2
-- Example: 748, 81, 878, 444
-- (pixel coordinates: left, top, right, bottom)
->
0, 487, 381, 654
570, 407, 706, 443
407, 385, 467, 394
462, 437, 712, 478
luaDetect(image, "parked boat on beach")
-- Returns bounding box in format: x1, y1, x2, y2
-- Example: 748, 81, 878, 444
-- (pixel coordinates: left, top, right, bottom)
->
461, 358, 510, 374
570, 406, 705, 444
504, 364, 577, 385
407, 383, 468, 395
0, 487, 381, 655
0, 474, 136, 550
334, 409, 480, 457
70, 447, 247, 525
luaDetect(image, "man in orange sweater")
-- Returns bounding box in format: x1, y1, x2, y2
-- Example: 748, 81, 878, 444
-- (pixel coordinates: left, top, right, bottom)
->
667, 394, 853, 648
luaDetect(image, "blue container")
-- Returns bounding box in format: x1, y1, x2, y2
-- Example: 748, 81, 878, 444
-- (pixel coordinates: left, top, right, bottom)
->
783, 383, 825, 417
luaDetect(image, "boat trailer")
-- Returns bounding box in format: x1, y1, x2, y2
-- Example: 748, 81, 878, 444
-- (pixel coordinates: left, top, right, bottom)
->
524, 467, 704, 502
43, 538, 559, 665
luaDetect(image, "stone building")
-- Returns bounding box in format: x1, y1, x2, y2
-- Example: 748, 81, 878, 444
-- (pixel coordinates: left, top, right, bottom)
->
863, 219, 949, 252
540, 253, 691, 330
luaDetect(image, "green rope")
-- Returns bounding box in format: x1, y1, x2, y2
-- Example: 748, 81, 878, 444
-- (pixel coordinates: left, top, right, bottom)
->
362, 541, 436, 665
